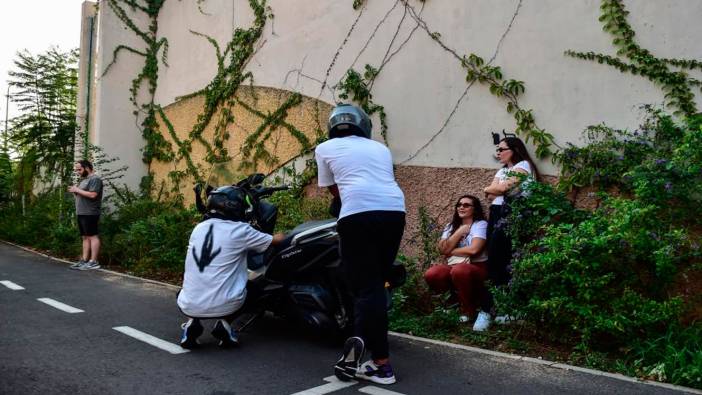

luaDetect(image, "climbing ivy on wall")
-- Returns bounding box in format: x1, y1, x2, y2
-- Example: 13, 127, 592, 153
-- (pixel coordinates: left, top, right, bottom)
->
105, 0, 316, 195
103, 0, 173, 164
336, 64, 388, 144
462, 53, 557, 159
565, 0, 701, 116
104, 0, 699, 197
236, 93, 311, 171
341, 0, 556, 160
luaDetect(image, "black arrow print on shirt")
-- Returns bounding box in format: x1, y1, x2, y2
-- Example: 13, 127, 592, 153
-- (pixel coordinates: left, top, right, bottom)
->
191, 223, 221, 272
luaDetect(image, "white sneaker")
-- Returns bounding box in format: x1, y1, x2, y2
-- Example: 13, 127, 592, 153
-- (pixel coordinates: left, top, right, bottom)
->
356, 360, 396, 385
70, 260, 87, 269
78, 260, 100, 270
458, 315, 470, 323
472, 311, 492, 332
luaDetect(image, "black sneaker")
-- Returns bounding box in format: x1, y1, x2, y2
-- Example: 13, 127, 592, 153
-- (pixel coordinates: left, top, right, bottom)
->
211, 319, 239, 348
180, 318, 203, 349
334, 336, 365, 381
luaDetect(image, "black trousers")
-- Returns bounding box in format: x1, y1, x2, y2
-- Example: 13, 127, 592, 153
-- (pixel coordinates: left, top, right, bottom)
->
481, 204, 512, 313
337, 210, 405, 360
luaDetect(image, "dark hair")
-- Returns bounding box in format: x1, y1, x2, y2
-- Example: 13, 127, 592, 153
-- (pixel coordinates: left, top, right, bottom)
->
76, 160, 93, 171
501, 137, 540, 181
449, 194, 485, 237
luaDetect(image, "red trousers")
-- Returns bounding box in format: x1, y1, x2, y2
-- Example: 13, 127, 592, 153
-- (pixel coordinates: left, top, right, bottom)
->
424, 262, 488, 317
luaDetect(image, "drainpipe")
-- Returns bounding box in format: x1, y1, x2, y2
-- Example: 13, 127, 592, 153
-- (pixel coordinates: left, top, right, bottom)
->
84, 15, 95, 160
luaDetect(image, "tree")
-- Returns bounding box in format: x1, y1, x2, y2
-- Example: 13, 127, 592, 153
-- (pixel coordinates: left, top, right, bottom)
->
7, 47, 79, 195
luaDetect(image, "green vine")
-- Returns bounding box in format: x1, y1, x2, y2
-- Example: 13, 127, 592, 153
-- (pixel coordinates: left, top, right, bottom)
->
565, 0, 700, 116
103, 0, 173, 164
155, 106, 201, 181
336, 64, 389, 144
237, 92, 310, 170
185, 0, 267, 165
352, 0, 365, 10
462, 53, 557, 159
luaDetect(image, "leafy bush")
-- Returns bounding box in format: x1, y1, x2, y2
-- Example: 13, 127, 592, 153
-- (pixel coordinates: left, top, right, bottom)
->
496, 110, 702, 388
102, 200, 199, 273
267, 190, 331, 232
0, 191, 79, 256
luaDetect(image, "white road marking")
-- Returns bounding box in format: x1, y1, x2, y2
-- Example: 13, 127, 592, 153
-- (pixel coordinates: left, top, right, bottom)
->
358, 386, 406, 395
37, 298, 84, 313
1, 280, 25, 290
290, 376, 357, 395
113, 326, 189, 355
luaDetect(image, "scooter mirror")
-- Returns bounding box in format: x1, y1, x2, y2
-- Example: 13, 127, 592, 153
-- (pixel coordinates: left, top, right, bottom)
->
248, 173, 265, 186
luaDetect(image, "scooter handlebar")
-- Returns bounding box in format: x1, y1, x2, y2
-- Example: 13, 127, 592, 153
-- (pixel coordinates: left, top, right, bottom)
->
252, 185, 289, 199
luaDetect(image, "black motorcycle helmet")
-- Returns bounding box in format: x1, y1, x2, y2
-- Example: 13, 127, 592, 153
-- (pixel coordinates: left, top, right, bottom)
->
328, 103, 372, 139
206, 186, 250, 221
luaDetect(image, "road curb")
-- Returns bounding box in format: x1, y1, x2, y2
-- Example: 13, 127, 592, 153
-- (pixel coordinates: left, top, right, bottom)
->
3, 239, 700, 394
389, 332, 701, 394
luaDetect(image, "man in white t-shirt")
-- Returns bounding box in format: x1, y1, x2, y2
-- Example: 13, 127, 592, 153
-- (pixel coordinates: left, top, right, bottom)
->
177, 186, 284, 349
317, 104, 405, 385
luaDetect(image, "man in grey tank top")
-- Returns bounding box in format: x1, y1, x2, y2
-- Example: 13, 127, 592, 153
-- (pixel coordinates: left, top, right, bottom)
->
68, 160, 103, 270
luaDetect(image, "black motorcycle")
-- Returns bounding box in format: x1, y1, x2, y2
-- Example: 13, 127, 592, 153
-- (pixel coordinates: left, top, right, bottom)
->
195, 174, 406, 338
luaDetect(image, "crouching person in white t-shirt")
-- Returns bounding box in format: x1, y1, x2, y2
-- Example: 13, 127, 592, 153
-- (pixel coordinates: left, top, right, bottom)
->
177, 186, 284, 349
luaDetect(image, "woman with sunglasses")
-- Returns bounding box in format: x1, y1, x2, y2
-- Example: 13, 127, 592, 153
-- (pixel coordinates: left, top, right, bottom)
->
424, 194, 489, 324
475, 137, 540, 331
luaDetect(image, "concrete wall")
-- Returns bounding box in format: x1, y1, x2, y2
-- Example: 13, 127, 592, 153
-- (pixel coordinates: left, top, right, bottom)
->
75, 2, 98, 160
85, 0, 702, 188
90, 0, 150, 189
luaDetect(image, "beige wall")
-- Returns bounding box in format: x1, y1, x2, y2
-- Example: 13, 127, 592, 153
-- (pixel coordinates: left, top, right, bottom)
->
151, 86, 331, 205
85, 0, 702, 190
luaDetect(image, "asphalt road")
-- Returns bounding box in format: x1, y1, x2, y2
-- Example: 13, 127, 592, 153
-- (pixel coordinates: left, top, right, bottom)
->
0, 242, 696, 395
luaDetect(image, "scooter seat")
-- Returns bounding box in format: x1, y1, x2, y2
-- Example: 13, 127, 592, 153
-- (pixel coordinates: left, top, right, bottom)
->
289, 218, 337, 237
278, 218, 337, 248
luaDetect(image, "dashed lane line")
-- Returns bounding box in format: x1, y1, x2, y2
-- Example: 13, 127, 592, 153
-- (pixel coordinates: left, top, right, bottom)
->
290, 375, 358, 395
1, 280, 25, 290
113, 326, 189, 355
37, 298, 84, 313
358, 385, 406, 395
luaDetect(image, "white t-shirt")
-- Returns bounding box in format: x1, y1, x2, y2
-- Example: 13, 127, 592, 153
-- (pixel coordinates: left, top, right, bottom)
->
440, 220, 488, 262
177, 218, 272, 318
315, 136, 405, 219
492, 160, 533, 206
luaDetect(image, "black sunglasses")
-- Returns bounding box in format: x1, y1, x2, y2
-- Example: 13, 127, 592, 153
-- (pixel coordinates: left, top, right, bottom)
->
456, 202, 474, 209
496, 147, 511, 153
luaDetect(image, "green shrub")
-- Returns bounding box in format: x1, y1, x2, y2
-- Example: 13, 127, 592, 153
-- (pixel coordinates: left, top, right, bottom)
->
267, 190, 331, 232
496, 110, 701, 388
104, 201, 198, 273
0, 191, 78, 257
629, 324, 702, 387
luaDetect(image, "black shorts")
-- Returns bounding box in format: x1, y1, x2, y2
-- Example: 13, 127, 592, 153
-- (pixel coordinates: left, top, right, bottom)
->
77, 215, 100, 236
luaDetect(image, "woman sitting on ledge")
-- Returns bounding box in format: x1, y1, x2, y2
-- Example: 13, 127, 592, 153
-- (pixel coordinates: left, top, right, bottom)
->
423, 194, 488, 325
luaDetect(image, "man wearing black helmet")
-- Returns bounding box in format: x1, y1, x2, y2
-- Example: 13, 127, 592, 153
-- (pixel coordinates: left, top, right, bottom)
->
316, 104, 406, 385
177, 186, 284, 349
